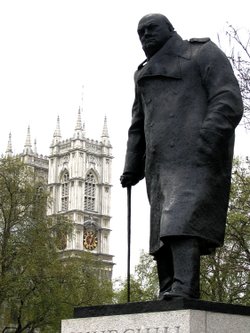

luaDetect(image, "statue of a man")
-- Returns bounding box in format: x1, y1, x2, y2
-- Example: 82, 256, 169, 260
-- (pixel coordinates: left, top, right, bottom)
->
120, 14, 243, 300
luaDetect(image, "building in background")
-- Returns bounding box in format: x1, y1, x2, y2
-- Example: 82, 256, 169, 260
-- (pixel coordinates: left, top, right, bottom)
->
5, 110, 114, 278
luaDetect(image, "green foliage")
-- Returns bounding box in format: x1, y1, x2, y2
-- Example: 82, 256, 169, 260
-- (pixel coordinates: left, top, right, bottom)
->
59, 254, 113, 309
222, 25, 250, 128
200, 158, 250, 305
114, 250, 158, 303
0, 157, 113, 333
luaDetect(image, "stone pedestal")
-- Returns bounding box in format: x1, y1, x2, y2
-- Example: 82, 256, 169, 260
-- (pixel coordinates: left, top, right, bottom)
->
62, 299, 250, 333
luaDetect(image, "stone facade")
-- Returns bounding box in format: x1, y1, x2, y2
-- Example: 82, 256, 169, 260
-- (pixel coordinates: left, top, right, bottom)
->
5, 110, 114, 277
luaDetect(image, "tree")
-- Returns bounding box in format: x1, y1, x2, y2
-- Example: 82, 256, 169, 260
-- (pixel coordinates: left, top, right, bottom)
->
220, 25, 250, 128
114, 250, 159, 303
0, 157, 113, 333
200, 158, 250, 305
59, 254, 113, 309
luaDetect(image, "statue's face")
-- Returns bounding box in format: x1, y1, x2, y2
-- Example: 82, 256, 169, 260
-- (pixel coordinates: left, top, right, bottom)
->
137, 15, 172, 58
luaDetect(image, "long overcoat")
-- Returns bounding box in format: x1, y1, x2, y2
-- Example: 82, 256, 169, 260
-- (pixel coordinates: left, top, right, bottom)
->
123, 33, 243, 255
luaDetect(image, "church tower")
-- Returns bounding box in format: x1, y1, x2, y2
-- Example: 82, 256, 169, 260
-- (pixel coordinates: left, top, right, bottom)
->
19, 127, 49, 182
47, 110, 113, 277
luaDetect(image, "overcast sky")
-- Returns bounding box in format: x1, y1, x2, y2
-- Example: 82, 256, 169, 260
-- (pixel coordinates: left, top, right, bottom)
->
0, 0, 249, 279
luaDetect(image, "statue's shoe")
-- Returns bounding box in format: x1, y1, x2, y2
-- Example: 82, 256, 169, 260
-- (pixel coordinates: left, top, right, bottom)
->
162, 289, 199, 300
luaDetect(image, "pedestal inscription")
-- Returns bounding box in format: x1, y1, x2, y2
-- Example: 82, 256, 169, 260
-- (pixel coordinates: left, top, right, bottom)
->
62, 300, 250, 333
62, 310, 193, 333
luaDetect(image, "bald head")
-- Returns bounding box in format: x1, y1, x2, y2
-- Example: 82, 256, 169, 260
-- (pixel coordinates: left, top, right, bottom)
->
137, 14, 175, 59
138, 14, 174, 32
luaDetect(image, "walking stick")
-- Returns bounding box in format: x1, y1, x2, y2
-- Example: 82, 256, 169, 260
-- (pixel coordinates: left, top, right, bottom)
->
127, 185, 132, 303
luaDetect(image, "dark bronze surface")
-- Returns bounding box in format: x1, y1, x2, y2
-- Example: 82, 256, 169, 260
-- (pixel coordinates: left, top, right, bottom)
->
121, 14, 243, 299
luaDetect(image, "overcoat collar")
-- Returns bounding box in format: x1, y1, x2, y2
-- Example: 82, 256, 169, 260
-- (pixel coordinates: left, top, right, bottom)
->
135, 33, 191, 82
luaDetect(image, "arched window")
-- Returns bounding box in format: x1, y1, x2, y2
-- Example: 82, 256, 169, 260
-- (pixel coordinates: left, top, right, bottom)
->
61, 171, 69, 211
84, 171, 96, 211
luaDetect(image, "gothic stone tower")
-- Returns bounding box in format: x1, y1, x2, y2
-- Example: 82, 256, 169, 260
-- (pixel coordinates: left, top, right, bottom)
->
47, 111, 113, 277
5, 129, 49, 183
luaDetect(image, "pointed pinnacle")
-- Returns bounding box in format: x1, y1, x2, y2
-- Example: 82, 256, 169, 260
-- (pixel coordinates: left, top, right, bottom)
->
34, 139, 37, 154
75, 108, 83, 130
25, 126, 32, 148
102, 115, 109, 138
6, 132, 13, 155
54, 116, 61, 138
24, 126, 33, 155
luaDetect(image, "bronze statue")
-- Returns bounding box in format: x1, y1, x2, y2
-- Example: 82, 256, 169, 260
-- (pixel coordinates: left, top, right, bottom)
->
121, 14, 243, 300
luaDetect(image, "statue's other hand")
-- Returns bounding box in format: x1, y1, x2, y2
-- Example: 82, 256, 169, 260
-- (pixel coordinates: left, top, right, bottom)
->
196, 129, 222, 166
196, 146, 213, 166
120, 173, 140, 188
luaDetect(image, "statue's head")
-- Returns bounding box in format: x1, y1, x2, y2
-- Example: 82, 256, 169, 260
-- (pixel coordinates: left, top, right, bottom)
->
137, 14, 174, 59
